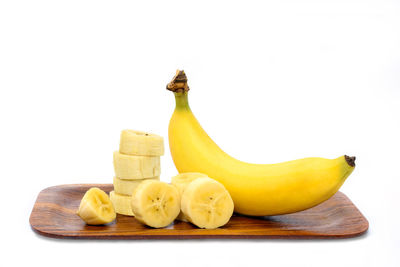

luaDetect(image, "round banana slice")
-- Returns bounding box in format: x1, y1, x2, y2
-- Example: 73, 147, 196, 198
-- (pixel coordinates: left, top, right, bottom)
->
109, 191, 134, 216
171, 172, 209, 195
131, 180, 180, 228
76, 187, 116, 225
113, 151, 161, 179
171, 172, 208, 222
113, 176, 160, 196
181, 177, 234, 229
119, 130, 164, 156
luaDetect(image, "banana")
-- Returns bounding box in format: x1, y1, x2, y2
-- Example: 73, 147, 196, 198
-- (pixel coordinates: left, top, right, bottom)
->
171, 172, 209, 195
181, 177, 234, 229
171, 172, 208, 222
76, 187, 116, 225
131, 180, 180, 228
113, 176, 160, 196
113, 151, 161, 179
166, 70, 356, 216
119, 129, 164, 156
109, 191, 135, 216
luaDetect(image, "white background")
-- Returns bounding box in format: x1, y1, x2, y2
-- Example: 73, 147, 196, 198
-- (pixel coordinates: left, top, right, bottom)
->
0, 0, 399, 266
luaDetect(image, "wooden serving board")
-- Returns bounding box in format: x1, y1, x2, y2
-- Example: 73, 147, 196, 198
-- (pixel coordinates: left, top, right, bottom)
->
29, 184, 368, 239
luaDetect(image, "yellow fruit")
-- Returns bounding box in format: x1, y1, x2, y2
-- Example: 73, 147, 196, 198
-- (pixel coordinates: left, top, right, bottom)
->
181, 177, 234, 229
171, 172, 209, 222
113, 176, 160, 196
119, 129, 164, 156
109, 191, 134, 216
166, 70, 356, 216
171, 172, 209, 195
76, 187, 116, 225
113, 151, 160, 179
131, 180, 180, 228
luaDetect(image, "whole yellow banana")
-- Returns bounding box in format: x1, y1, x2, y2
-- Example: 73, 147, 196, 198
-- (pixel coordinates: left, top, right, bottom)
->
166, 70, 356, 216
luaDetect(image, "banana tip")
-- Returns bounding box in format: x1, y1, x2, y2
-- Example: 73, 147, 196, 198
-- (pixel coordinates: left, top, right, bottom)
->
344, 155, 356, 167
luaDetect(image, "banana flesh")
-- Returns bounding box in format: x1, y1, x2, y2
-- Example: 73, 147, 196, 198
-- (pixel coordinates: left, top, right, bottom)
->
171, 172, 209, 195
131, 180, 180, 228
109, 191, 135, 216
113, 176, 159, 196
171, 172, 208, 222
119, 130, 164, 156
113, 151, 160, 179
112, 129, 164, 217
181, 177, 234, 229
76, 187, 116, 225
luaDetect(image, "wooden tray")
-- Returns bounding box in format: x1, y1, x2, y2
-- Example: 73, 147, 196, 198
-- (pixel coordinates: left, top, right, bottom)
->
29, 184, 368, 239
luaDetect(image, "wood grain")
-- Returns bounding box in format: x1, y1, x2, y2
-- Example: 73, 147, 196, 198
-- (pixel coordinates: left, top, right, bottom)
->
29, 184, 369, 239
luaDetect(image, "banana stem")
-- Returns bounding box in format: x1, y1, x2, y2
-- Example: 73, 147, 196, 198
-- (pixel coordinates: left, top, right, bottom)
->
167, 70, 191, 110
166, 70, 189, 93
174, 92, 190, 110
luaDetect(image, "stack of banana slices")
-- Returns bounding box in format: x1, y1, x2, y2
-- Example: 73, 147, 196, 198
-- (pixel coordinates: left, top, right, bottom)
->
110, 130, 164, 216
77, 129, 234, 229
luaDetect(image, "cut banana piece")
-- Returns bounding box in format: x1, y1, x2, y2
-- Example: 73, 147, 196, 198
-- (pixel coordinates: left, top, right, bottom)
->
171, 172, 209, 195
131, 180, 180, 228
181, 177, 234, 229
113, 176, 160, 196
171, 172, 208, 222
109, 191, 134, 216
119, 130, 164, 156
113, 151, 161, 179
76, 187, 116, 225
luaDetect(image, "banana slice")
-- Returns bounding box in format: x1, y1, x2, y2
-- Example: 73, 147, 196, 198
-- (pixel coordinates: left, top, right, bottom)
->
114, 151, 161, 179
131, 180, 180, 228
113, 176, 160, 196
171, 172, 208, 222
171, 172, 209, 195
76, 187, 116, 225
119, 130, 164, 156
181, 177, 234, 229
109, 191, 134, 216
